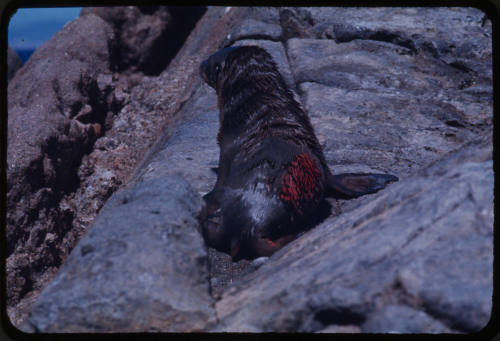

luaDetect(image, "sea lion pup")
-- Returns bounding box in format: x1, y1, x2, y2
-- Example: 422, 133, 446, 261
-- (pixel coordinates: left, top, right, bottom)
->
199, 45, 398, 261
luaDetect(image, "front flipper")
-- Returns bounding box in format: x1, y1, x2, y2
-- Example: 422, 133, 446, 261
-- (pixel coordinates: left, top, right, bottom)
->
200, 206, 230, 253
199, 190, 230, 252
232, 234, 297, 261
326, 173, 398, 199
203, 189, 222, 217
253, 235, 297, 257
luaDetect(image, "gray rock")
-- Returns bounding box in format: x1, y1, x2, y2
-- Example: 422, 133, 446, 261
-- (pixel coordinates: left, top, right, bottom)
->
214, 135, 492, 333
136, 83, 219, 194
317, 325, 361, 333
26, 176, 214, 332
282, 7, 491, 74
10, 5, 238, 330
227, 18, 282, 44
220, 7, 281, 48
6, 7, 207, 328
362, 305, 453, 333
287, 37, 490, 183
7, 13, 116, 318
7, 46, 22, 81
251, 257, 269, 268
280, 8, 317, 40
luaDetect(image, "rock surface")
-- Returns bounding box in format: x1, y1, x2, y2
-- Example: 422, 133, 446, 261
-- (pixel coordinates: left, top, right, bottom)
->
361, 305, 453, 334
7, 14, 117, 325
7, 46, 22, 81
11, 6, 493, 334
25, 176, 213, 332
213, 135, 493, 332
6, 6, 206, 327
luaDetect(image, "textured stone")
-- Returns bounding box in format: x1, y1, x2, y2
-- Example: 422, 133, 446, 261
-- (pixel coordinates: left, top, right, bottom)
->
25, 176, 214, 332
6, 7, 206, 329
362, 305, 452, 333
214, 136, 492, 333
7, 14, 116, 320
287, 37, 490, 179
226, 18, 282, 45
10, 6, 238, 331
280, 7, 492, 76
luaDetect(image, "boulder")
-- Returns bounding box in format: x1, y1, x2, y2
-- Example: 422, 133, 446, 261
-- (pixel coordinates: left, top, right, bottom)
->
14, 5, 233, 331
6, 7, 206, 328
361, 305, 453, 333
214, 136, 493, 332
25, 176, 214, 332
280, 7, 492, 77
7, 14, 117, 320
288, 37, 490, 177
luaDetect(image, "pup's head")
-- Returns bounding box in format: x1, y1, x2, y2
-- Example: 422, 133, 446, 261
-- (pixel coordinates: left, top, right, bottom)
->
200, 46, 240, 89
200, 45, 278, 90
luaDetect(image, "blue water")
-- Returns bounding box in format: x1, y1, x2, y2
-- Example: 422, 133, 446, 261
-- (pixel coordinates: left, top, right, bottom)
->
8, 7, 82, 62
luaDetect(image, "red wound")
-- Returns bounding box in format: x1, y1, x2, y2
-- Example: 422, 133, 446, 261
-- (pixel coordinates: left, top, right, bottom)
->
265, 238, 277, 247
280, 153, 321, 213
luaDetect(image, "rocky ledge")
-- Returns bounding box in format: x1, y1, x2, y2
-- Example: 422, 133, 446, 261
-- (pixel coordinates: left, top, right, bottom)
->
6, 6, 206, 327
6, 6, 493, 334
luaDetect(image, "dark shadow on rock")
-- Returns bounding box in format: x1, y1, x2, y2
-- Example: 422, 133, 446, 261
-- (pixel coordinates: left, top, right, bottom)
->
314, 307, 366, 327
301, 199, 333, 233
81, 6, 206, 76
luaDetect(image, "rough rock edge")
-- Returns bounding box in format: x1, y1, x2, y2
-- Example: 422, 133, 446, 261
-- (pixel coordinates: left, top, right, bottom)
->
6, 7, 206, 328
23, 175, 214, 333
6, 14, 118, 326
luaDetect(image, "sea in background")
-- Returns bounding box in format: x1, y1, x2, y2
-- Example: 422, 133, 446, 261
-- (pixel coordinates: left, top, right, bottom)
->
8, 7, 82, 63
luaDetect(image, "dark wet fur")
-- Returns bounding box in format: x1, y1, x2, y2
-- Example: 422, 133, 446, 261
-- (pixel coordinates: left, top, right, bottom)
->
200, 46, 398, 260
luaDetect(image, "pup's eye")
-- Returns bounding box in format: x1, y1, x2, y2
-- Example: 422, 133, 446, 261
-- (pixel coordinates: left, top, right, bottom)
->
215, 64, 220, 74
